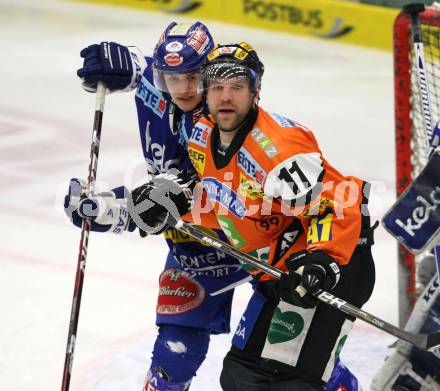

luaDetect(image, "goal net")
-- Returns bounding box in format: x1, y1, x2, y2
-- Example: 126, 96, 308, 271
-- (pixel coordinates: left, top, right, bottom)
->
393, 4, 440, 326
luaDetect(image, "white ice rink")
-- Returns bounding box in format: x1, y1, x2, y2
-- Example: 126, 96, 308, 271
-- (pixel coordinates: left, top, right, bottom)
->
0, 0, 399, 389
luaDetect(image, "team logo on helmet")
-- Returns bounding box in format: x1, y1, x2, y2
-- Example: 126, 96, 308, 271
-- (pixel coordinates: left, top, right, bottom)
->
165, 41, 183, 53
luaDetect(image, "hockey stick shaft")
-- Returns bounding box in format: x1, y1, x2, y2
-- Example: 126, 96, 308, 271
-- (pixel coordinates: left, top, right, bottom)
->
61, 82, 106, 391
175, 220, 440, 351
404, 3, 435, 154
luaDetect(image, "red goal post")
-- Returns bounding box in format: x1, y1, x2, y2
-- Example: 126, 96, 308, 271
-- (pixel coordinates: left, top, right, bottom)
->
393, 4, 440, 326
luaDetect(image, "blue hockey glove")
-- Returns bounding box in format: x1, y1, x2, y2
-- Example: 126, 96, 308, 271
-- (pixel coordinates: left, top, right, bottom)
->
77, 42, 147, 93
128, 173, 195, 235
64, 178, 135, 234
279, 250, 340, 308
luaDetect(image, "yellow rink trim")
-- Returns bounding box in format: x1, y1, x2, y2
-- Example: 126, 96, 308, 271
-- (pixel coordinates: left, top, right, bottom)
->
70, 0, 399, 51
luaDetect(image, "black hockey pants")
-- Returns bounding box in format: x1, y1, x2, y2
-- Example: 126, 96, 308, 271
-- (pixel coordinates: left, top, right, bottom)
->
220, 355, 324, 390
220, 231, 376, 389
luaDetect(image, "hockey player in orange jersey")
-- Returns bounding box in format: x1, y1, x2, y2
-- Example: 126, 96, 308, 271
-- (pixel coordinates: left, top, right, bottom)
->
129, 42, 376, 390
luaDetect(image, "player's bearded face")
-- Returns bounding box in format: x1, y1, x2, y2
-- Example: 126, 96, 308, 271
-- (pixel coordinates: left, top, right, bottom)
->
163, 72, 202, 112
207, 77, 255, 132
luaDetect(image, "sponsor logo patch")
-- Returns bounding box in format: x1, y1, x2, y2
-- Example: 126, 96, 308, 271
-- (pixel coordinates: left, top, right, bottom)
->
164, 53, 183, 66
269, 112, 308, 130
137, 77, 167, 118
164, 227, 221, 247
242, 1, 353, 39
217, 215, 247, 247
165, 41, 183, 53
238, 173, 264, 200
267, 307, 304, 344
187, 26, 209, 54
202, 177, 247, 218
188, 146, 206, 174
237, 147, 266, 184
144, 376, 158, 391
168, 23, 193, 36
218, 46, 233, 54
301, 198, 336, 217
157, 269, 205, 315
207, 46, 241, 61
251, 127, 279, 158
190, 123, 211, 147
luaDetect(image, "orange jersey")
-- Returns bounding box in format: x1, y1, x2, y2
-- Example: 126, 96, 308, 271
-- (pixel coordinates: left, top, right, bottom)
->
187, 107, 367, 268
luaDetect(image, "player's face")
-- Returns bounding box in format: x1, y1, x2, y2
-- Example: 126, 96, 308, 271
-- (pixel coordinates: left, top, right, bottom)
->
207, 77, 256, 132
163, 72, 202, 112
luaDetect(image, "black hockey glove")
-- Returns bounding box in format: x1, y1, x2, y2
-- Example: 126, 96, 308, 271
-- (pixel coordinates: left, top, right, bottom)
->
128, 173, 195, 236
279, 250, 340, 309
256, 279, 282, 305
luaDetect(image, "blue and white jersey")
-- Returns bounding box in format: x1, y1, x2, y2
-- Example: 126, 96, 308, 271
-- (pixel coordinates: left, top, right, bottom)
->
135, 57, 197, 176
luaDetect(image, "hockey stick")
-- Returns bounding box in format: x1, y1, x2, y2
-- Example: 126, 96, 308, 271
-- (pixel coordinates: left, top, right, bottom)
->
404, 3, 440, 275
61, 82, 106, 391
175, 220, 440, 351
404, 3, 440, 156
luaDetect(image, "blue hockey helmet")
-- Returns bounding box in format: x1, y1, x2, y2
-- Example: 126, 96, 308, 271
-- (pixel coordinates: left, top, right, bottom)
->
153, 21, 214, 92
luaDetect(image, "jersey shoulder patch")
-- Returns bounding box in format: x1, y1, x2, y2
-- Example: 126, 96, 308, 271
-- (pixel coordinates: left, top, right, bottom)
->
268, 112, 309, 131
136, 75, 167, 119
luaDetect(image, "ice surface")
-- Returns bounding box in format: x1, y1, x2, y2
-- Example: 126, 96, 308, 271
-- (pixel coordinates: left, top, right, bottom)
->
0, 0, 398, 389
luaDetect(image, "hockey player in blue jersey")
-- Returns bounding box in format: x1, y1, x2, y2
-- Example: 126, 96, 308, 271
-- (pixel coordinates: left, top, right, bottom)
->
64, 22, 251, 391
64, 22, 366, 391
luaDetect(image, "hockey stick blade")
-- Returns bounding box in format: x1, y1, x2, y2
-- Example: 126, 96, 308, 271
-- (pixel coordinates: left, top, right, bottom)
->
175, 220, 440, 351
